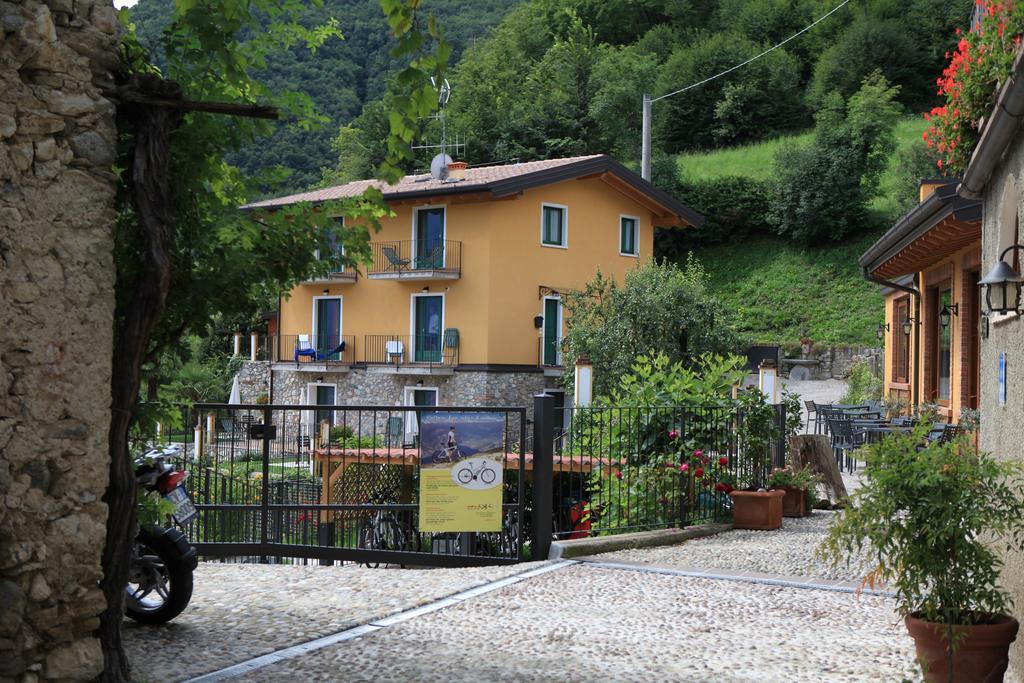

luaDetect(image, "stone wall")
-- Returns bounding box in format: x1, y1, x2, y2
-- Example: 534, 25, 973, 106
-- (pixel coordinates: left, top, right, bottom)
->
0, 1, 118, 680
979, 138, 1024, 674
783, 346, 884, 380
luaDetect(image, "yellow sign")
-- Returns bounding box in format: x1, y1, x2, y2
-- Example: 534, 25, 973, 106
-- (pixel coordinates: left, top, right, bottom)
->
418, 411, 504, 532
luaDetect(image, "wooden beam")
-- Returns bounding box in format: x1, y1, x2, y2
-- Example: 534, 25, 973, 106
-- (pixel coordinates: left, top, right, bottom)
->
106, 88, 280, 120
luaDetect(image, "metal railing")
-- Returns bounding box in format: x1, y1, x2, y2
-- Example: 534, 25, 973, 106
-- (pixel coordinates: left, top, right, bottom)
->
363, 334, 459, 368
147, 403, 526, 567
368, 240, 462, 277
272, 334, 356, 364
538, 336, 564, 368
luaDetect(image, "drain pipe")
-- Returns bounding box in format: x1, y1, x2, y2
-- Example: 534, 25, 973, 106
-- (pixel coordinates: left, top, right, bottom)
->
863, 268, 921, 412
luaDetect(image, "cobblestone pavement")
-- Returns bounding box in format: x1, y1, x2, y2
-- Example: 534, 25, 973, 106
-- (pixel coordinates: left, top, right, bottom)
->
599, 512, 874, 582
247, 564, 918, 683
123, 561, 540, 682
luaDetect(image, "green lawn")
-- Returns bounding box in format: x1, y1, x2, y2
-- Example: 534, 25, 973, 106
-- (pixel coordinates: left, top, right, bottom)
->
696, 232, 887, 346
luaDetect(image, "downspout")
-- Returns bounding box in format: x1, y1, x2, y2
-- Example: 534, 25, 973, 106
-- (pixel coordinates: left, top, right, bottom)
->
863, 268, 922, 412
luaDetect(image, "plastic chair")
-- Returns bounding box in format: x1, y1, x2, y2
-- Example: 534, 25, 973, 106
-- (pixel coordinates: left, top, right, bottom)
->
294, 334, 317, 362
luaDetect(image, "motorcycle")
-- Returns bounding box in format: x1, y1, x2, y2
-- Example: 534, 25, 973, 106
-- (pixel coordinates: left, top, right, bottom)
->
126, 445, 199, 625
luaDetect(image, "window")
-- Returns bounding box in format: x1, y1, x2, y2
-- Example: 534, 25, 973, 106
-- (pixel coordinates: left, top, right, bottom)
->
619, 216, 639, 256
316, 217, 345, 271
541, 204, 567, 247
892, 297, 910, 384
936, 288, 952, 401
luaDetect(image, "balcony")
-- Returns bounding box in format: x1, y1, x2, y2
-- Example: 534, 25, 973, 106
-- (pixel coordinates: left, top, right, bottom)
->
304, 269, 356, 284
272, 334, 356, 369
368, 240, 461, 280
364, 333, 459, 372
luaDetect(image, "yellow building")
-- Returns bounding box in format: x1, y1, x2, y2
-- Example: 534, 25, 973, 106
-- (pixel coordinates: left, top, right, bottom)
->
242, 155, 700, 436
859, 179, 982, 420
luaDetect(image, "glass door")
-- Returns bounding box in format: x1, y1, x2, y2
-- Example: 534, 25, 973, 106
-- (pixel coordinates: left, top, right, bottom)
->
543, 298, 561, 366
937, 289, 952, 402
313, 385, 335, 428
415, 207, 445, 270
314, 297, 342, 360
413, 295, 443, 363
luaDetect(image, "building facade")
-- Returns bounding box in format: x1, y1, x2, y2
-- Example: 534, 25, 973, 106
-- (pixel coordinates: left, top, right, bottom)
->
241, 155, 700, 440
859, 180, 982, 419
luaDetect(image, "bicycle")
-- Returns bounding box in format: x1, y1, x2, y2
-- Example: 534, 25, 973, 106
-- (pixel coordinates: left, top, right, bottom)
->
455, 459, 498, 485
357, 483, 413, 568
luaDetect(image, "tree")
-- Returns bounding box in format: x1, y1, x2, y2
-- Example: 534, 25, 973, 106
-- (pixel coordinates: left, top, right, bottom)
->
101, 1, 448, 679
562, 259, 741, 398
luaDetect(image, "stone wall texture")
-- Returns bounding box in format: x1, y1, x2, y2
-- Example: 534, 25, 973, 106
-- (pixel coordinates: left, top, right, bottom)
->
0, 1, 118, 680
979, 141, 1024, 674
783, 346, 884, 380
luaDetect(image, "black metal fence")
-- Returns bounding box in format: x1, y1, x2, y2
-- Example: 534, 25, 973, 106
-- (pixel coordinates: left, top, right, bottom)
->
149, 404, 525, 567
532, 398, 788, 541
272, 334, 356, 364
363, 334, 459, 367
368, 240, 462, 277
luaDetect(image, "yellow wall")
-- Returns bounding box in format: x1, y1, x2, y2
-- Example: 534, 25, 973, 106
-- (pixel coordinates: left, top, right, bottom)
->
881, 241, 981, 420
278, 176, 661, 366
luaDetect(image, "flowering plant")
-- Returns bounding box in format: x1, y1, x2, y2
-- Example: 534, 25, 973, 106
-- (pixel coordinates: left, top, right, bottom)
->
925, 1, 1024, 174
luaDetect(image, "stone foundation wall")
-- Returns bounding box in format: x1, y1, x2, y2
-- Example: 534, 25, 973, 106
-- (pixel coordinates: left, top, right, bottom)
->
784, 346, 884, 380
0, 1, 119, 680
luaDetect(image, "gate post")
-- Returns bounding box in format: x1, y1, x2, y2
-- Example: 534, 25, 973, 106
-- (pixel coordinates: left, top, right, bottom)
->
261, 407, 271, 563
532, 394, 554, 561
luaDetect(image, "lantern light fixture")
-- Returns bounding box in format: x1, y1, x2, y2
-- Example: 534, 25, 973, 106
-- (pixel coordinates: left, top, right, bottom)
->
902, 316, 916, 337
938, 303, 959, 329
876, 322, 890, 340
979, 245, 1024, 315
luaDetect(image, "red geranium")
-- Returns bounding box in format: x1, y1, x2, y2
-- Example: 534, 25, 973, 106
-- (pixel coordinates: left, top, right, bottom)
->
694, 467, 704, 479
718, 456, 729, 467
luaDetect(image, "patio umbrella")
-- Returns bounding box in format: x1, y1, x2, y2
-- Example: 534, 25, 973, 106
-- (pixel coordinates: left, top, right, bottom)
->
228, 374, 241, 405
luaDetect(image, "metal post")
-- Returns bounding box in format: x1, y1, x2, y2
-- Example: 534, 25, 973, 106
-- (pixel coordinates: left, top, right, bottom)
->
260, 407, 271, 563
532, 394, 554, 561
641, 93, 652, 181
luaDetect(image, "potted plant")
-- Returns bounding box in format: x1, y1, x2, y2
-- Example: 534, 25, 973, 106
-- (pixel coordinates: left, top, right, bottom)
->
727, 388, 786, 530
822, 424, 1024, 682
799, 336, 813, 358
767, 465, 820, 517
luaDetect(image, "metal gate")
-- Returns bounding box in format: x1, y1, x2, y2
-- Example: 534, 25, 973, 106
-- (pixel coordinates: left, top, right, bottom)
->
165, 403, 528, 567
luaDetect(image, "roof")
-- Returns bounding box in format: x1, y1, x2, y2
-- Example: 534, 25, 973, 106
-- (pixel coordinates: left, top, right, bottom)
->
960, 47, 1024, 198
243, 154, 704, 227
860, 180, 981, 279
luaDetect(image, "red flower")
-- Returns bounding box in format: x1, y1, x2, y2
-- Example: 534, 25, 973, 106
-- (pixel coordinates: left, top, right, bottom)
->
694, 467, 704, 479
668, 429, 679, 441
718, 456, 729, 467
693, 449, 703, 459
614, 470, 623, 481
679, 463, 689, 473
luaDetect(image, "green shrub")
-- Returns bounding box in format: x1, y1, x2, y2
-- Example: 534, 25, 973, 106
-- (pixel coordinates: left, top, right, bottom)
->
840, 361, 883, 405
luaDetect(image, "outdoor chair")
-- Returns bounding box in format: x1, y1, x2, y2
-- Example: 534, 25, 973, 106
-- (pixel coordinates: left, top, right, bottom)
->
294, 334, 317, 362
386, 416, 403, 448
315, 340, 346, 361
828, 418, 866, 474
386, 340, 405, 364
939, 424, 962, 444
415, 244, 444, 270
382, 246, 410, 273
804, 400, 817, 434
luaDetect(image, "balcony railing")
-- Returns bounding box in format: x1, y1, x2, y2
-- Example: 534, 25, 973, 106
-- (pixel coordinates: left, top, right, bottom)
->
368, 240, 461, 279
273, 334, 356, 364
364, 333, 459, 368
538, 336, 564, 368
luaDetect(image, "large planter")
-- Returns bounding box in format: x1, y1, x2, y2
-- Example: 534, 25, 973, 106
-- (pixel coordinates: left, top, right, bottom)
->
729, 489, 785, 530
778, 486, 810, 518
905, 613, 1019, 682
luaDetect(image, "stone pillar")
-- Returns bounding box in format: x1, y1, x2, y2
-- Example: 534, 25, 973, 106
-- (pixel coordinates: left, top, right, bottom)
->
0, 1, 119, 680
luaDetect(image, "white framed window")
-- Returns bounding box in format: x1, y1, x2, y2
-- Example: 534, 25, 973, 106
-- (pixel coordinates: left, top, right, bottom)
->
541, 203, 568, 248
314, 217, 346, 271
619, 215, 639, 257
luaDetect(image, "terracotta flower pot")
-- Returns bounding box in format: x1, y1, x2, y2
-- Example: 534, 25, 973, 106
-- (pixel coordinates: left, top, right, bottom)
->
778, 486, 810, 517
729, 489, 785, 530
905, 613, 1019, 682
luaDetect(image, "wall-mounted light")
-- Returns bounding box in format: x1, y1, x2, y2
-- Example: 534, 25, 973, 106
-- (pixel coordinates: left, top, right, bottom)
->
980, 244, 1024, 314
416, 379, 424, 387
533, 315, 544, 329
876, 323, 890, 340
322, 288, 329, 296
902, 316, 916, 337
938, 303, 959, 328
421, 286, 429, 292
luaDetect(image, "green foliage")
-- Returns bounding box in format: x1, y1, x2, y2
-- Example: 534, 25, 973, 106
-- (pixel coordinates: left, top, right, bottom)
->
768, 464, 821, 491
840, 360, 884, 405
661, 176, 772, 252
767, 73, 902, 243
693, 234, 886, 345
605, 352, 748, 409
329, 426, 384, 449
822, 428, 1024, 626
137, 489, 177, 529
562, 259, 742, 397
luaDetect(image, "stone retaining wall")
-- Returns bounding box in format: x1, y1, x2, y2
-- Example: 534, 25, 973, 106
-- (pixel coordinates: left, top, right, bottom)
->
784, 346, 884, 380
0, 1, 119, 680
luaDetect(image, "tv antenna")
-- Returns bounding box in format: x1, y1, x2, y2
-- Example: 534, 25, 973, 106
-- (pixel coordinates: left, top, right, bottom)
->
414, 77, 466, 178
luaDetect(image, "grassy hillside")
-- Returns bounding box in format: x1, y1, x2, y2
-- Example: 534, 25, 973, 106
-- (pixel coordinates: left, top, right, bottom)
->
696, 232, 886, 347
673, 119, 930, 347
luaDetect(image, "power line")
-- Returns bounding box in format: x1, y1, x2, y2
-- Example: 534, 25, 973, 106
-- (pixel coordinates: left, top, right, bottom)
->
652, 0, 851, 103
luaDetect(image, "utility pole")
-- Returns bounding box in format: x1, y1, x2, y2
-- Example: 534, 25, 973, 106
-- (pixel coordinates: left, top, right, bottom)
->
641, 93, 652, 181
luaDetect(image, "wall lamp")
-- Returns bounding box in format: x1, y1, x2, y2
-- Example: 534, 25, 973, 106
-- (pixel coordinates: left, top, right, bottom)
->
902, 316, 917, 337
533, 315, 544, 329
939, 303, 959, 328
980, 245, 1024, 315
876, 323, 890, 340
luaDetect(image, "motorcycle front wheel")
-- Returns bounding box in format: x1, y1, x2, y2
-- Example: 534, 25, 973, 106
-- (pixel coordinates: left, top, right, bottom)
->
125, 527, 194, 624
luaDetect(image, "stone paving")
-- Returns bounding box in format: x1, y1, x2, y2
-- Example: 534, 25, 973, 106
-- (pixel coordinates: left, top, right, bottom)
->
599, 511, 874, 582
123, 561, 540, 682
246, 564, 917, 683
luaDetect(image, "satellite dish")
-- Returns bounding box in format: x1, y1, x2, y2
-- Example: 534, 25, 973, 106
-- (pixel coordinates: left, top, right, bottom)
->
430, 153, 453, 181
